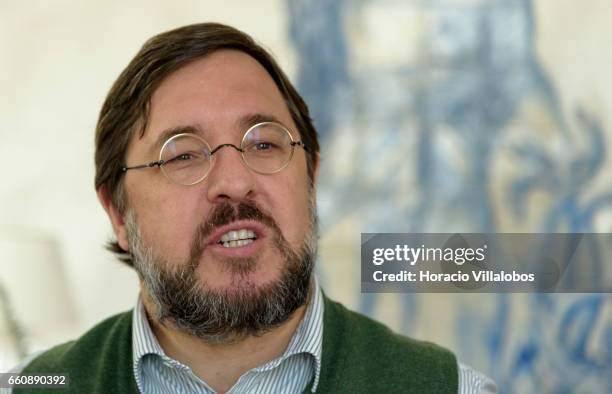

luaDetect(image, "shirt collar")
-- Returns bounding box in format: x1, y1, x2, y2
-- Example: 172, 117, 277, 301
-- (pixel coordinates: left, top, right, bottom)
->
132, 278, 324, 392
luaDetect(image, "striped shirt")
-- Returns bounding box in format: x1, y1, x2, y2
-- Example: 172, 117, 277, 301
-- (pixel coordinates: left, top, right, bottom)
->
132, 282, 324, 394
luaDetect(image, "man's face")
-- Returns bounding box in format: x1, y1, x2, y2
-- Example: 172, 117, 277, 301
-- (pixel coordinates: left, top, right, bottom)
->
115, 50, 317, 340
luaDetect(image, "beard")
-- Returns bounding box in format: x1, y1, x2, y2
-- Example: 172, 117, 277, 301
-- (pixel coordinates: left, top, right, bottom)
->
125, 196, 318, 344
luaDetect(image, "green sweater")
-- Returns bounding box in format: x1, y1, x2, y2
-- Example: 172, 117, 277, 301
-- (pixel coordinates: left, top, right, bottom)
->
17, 296, 457, 393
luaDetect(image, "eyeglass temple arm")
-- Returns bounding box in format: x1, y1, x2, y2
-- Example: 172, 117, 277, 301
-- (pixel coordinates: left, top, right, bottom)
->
121, 160, 165, 172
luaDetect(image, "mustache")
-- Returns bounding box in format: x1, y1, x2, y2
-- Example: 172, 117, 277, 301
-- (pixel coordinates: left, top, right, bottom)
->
189, 200, 282, 262
203, 200, 279, 238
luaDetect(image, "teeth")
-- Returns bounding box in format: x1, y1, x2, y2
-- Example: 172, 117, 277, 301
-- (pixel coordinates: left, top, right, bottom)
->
222, 239, 254, 248
220, 229, 256, 243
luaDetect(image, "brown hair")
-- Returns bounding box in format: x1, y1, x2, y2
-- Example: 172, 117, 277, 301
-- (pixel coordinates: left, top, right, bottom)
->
94, 22, 319, 266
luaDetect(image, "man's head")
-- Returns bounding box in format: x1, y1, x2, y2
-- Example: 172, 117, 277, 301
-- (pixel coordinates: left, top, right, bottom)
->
94, 23, 320, 343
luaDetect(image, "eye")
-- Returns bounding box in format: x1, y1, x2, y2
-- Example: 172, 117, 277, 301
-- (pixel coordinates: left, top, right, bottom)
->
246, 140, 281, 152
176, 153, 194, 160
254, 142, 273, 151
165, 151, 201, 165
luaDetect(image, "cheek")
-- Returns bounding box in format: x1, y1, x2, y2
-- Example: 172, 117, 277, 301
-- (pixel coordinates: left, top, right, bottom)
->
268, 176, 312, 245
127, 182, 201, 260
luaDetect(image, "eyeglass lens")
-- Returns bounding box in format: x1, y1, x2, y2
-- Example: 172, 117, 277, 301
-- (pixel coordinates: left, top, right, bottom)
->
159, 123, 295, 185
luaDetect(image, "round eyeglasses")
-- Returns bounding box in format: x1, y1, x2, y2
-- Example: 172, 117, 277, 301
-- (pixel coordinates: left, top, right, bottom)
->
120, 122, 307, 186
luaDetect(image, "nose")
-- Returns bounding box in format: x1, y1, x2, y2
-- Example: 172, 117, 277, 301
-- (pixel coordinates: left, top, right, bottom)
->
205, 144, 255, 203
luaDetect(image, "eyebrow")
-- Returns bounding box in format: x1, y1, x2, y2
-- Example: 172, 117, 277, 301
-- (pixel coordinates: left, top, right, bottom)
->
149, 113, 288, 155
237, 113, 284, 131
150, 125, 200, 155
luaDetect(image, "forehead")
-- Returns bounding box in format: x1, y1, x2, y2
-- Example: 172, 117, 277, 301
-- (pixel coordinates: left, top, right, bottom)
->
142, 50, 295, 145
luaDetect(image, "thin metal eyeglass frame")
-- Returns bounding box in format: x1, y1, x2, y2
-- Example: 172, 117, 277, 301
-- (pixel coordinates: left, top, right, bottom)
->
120, 121, 308, 186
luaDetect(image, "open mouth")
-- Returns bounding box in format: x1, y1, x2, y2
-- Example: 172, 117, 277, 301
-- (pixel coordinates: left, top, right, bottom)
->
218, 229, 258, 248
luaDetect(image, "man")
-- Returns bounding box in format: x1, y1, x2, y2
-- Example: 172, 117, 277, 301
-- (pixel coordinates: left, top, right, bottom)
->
12, 23, 496, 393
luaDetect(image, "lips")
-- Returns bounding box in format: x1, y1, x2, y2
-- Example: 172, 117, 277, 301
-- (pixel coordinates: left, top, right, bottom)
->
219, 229, 257, 248
205, 220, 266, 249
198, 201, 279, 257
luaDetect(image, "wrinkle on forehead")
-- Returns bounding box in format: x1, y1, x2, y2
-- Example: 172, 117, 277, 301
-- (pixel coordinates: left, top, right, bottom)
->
145, 50, 295, 140
127, 49, 298, 163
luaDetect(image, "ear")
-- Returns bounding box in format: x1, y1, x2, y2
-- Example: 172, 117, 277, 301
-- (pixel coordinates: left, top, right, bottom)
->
97, 185, 129, 252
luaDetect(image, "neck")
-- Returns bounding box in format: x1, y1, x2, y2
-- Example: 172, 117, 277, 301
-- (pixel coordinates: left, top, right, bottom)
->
141, 287, 310, 393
